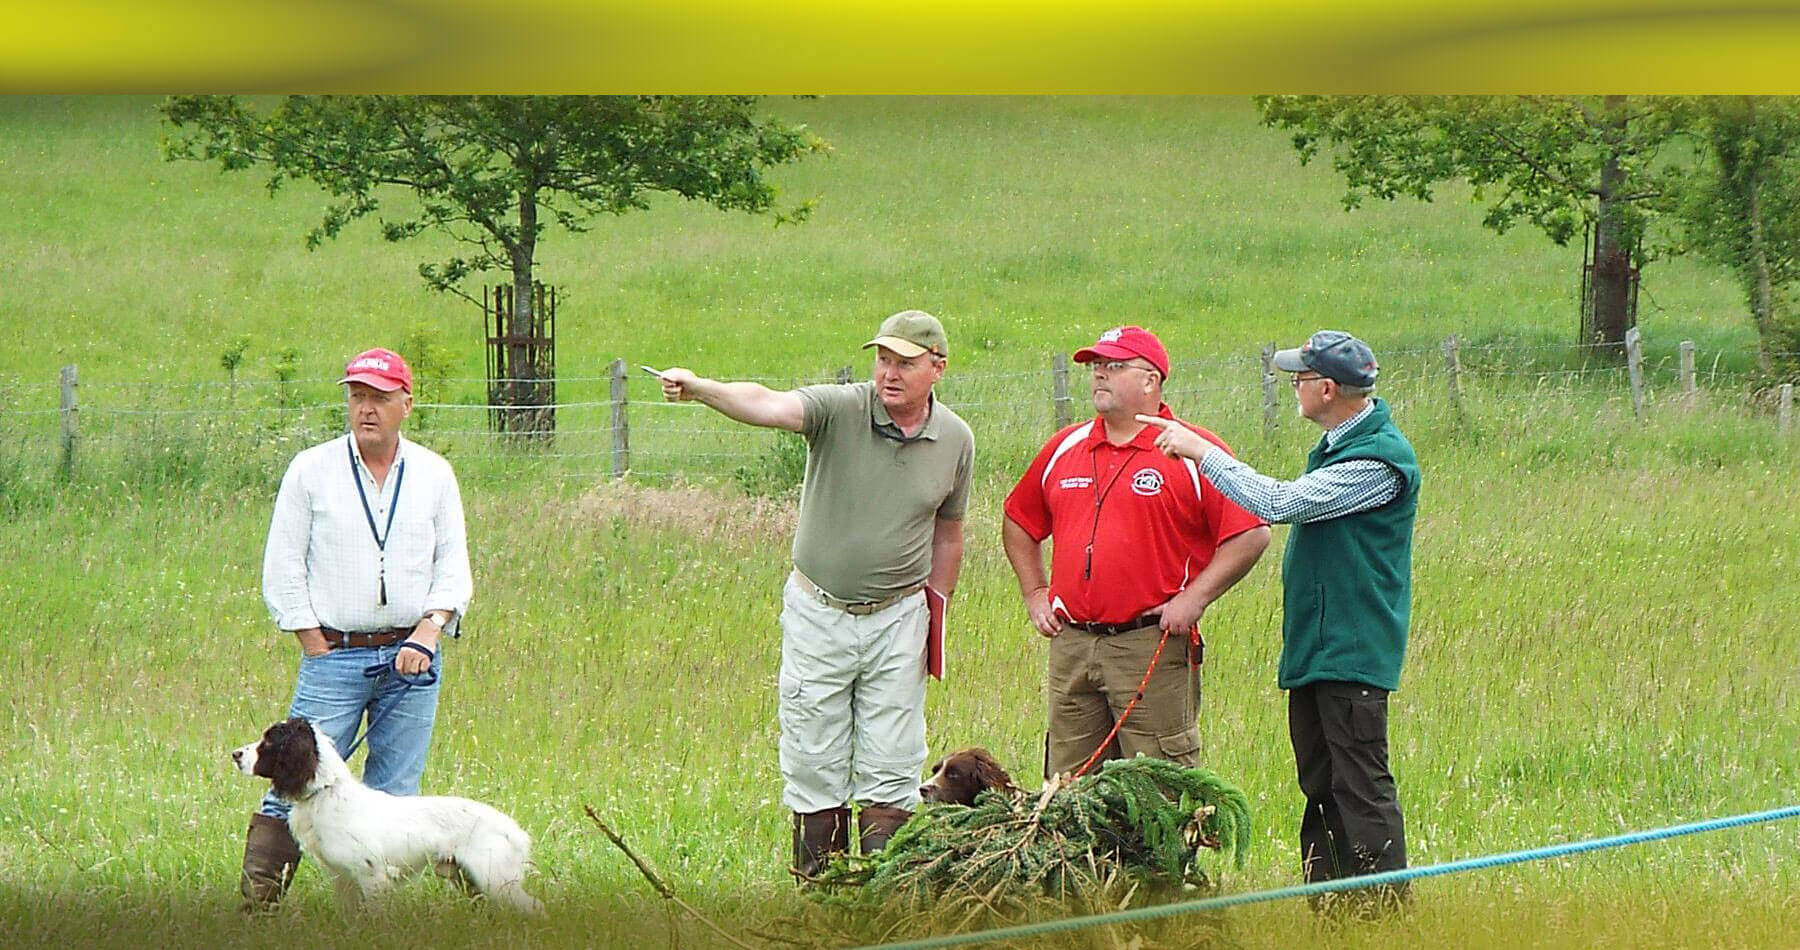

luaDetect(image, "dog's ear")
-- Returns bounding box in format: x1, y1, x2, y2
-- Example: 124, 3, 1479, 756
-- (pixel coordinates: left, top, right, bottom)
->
969, 748, 1016, 791
255, 718, 318, 799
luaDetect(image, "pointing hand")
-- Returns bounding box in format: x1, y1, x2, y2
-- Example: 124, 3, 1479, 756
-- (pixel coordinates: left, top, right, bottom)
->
1135, 414, 1213, 462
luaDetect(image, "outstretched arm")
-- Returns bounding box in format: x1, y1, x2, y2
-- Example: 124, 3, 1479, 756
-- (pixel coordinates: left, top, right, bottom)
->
660, 368, 806, 432
1135, 413, 1399, 524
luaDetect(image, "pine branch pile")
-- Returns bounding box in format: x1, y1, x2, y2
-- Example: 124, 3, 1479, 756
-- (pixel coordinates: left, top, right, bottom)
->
808, 757, 1252, 913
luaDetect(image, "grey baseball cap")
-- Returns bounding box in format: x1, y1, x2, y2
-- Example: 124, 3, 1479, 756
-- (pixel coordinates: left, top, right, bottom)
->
863, 310, 948, 359
1272, 330, 1379, 387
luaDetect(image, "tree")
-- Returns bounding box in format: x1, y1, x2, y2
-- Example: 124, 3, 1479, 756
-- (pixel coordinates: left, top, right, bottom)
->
1667, 97, 1800, 376
1254, 96, 1682, 348
160, 96, 825, 413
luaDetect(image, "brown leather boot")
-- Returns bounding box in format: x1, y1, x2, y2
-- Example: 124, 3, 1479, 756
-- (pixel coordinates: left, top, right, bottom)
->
856, 804, 912, 856
239, 813, 302, 912
791, 807, 850, 878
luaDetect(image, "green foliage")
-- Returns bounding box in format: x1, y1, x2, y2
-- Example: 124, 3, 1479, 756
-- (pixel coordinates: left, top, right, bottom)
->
1252, 96, 1686, 343
731, 429, 807, 497
1253, 95, 1679, 248
1666, 97, 1800, 375
271, 346, 303, 408
159, 96, 827, 301
218, 335, 251, 376
400, 323, 455, 426
809, 758, 1252, 914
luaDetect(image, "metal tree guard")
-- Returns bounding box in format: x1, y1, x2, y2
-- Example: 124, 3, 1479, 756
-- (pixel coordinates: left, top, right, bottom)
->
483, 282, 557, 438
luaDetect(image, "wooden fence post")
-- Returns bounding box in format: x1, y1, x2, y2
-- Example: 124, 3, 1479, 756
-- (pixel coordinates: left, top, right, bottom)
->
609, 358, 629, 478
1051, 353, 1072, 429
1678, 340, 1696, 397
59, 364, 78, 479
1442, 335, 1462, 411
1780, 383, 1794, 436
1625, 327, 1645, 419
1261, 344, 1277, 437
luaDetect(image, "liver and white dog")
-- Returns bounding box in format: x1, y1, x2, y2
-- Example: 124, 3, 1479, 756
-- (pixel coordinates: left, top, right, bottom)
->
232, 717, 543, 914
918, 747, 1018, 806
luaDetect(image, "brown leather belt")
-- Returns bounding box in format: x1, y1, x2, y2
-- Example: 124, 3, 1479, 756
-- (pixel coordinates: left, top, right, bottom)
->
320, 627, 412, 649
1063, 614, 1160, 637
791, 570, 924, 617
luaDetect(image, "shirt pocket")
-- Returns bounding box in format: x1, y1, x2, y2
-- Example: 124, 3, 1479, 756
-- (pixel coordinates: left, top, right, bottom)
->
387, 504, 438, 573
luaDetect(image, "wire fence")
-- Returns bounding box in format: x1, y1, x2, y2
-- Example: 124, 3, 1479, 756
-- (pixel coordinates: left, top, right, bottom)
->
2, 334, 1795, 495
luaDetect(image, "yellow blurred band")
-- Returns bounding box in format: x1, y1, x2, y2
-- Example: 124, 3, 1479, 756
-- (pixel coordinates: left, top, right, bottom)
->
5, 0, 1800, 92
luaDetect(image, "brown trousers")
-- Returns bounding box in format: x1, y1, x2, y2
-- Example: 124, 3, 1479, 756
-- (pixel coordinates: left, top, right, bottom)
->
1045, 625, 1202, 778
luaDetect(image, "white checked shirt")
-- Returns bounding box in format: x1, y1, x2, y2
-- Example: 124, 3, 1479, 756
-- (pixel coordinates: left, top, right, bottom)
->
1198, 400, 1401, 524
263, 433, 472, 634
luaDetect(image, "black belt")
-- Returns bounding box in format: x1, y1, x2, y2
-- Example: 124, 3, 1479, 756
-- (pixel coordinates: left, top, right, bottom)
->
1063, 614, 1160, 637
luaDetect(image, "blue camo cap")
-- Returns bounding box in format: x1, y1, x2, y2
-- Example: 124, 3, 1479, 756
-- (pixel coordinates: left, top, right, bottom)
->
1272, 330, 1378, 387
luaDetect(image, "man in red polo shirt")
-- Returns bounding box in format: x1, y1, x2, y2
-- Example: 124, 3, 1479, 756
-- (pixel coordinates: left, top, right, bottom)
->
1003, 326, 1269, 778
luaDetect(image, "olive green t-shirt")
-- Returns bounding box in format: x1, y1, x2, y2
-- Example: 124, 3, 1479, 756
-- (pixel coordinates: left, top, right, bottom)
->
791, 382, 974, 602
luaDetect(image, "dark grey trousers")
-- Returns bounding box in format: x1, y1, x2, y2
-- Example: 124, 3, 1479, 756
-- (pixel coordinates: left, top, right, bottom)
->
1288, 680, 1408, 885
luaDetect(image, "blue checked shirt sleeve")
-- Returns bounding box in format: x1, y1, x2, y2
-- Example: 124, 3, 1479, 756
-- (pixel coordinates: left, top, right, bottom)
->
1197, 452, 1401, 524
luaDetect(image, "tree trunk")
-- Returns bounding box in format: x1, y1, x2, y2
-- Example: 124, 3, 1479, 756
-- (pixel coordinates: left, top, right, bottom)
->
1589, 96, 1633, 349
1742, 99, 1778, 375
509, 189, 551, 434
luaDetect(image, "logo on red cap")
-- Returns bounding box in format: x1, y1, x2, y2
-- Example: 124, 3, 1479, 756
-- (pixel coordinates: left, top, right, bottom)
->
1073, 325, 1172, 379
337, 348, 413, 392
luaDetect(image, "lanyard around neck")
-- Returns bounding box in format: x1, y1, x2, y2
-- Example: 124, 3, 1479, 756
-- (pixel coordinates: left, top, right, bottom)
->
1083, 443, 1142, 580
347, 437, 405, 552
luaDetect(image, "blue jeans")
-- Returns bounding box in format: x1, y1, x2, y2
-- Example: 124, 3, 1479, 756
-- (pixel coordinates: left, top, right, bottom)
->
257, 642, 442, 820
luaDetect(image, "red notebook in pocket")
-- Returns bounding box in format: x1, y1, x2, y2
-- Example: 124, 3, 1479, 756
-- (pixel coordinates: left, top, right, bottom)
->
925, 586, 948, 681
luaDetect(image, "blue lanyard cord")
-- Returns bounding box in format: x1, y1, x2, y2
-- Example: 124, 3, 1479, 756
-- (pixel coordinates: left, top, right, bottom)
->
340, 658, 439, 759
347, 437, 405, 552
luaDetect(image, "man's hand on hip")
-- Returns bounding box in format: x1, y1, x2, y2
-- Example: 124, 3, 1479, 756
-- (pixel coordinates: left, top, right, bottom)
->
1024, 587, 1064, 638
1156, 588, 1208, 636
294, 627, 329, 658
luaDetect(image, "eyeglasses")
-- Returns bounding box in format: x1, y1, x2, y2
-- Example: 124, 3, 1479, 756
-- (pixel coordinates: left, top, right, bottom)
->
1290, 374, 1327, 388
1093, 360, 1156, 374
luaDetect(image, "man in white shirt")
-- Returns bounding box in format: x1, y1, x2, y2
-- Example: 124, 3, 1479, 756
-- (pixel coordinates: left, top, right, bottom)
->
239, 347, 473, 911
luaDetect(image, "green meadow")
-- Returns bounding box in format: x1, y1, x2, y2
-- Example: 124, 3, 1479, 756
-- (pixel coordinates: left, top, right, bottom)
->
2, 96, 1798, 948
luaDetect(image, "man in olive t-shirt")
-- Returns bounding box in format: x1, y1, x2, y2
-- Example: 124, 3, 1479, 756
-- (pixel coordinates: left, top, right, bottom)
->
659, 310, 973, 877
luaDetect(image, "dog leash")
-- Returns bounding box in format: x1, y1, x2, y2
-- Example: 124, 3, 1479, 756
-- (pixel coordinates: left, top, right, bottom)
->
1071, 625, 1177, 779
340, 642, 438, 759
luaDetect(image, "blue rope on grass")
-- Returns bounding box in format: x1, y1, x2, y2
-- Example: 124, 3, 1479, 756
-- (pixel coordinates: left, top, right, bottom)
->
852, 804, 1800, 950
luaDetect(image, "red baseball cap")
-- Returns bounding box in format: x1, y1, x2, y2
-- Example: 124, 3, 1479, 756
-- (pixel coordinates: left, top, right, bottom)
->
337, 348, 413, 393
1073, 326, 1171, 378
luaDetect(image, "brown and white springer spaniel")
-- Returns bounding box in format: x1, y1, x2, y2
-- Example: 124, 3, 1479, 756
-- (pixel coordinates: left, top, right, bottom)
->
232, 717, 543, 914
918, 747, 1018, 806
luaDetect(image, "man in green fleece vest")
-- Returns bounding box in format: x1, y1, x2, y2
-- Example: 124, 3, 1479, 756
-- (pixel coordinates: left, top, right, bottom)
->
1138, 330, 1419, 915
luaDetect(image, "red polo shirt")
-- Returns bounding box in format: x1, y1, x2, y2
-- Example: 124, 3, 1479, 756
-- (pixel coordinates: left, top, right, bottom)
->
1003, 406, 1265, 624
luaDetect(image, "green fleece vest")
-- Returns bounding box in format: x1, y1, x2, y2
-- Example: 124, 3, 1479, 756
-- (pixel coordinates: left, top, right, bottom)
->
1279, 398, 1420, 691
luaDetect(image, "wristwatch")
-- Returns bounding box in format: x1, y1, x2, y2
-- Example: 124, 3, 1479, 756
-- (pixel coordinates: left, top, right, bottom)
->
421, 611, 449, 629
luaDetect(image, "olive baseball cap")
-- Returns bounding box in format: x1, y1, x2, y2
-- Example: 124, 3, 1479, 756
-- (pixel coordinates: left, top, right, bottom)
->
863, 310, 948, 359
1273, 330, 1379, 387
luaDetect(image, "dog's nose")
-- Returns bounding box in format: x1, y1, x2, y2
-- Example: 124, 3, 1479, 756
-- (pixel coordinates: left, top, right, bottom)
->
231, 749, 242, 763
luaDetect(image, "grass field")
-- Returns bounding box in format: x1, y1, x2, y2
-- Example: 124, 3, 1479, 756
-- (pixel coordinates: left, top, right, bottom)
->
3, 96, 1798, 949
